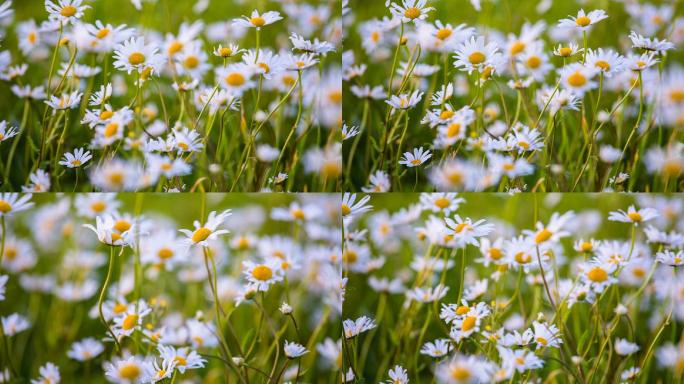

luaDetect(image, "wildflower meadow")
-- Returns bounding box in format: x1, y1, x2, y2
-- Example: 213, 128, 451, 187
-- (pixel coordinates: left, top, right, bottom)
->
0, 0, 341, 192
0, 192, 343, 382
343, 0, 684, 192
342, 192, 684, 383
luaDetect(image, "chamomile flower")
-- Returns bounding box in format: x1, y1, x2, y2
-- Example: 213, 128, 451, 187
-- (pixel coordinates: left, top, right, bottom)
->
158, 344, 206, 373
399, 147, 432, 168
104, 355, 145, 384
233, 10, 283, 30
0, 193, 33, 216
453, 36, 502, 74
388, 0, 434, 24
385, 365, 408, 384
45, 90, 83, 110
386, 90, 424, 110
179, 210, 231, 247
59, 147, 92, 168
586, 48, 625, 78
83, 214, 133, 246
341, 193, 372, 218
242, 259, 283, 291
532, 321, 562, 349
67, 338, 104, 361
0, 121, 18, 143
615, 338, 640, 356
629, 31, 675, 54
2, 313, 31, 336
655, 249, 684, 267
113, 37, 163, 75
213, 43, 242, 59
45, 0, 89, 25
560, 63, 598, 96
420, 339, 451, 358
283, 341, 308, 358
343, 316, 376, 339
608, 205, 659, 225
558, 9, 608, 30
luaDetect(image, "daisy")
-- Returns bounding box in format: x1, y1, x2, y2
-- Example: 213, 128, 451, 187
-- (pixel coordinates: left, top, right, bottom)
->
289, 33, 336, 55
608, 205, 659, 225
362, 170, 391, 193
216, 63, 255, 95
83, 215, 133, 246
283, 341, 308, 358
113, 37, 164, 75
420, 339, 451, 358
558, 9, 608, 30
615, 338, 640, 356
656, 249, 684, 267
498, 346, 544, 373
104, 356, 145, 384
233, 10, 283, 30
213, 43, 242, 59
386, 90, 424, 110
45, 0, 89, 25
434, 354, 493, 383
629, 31, 675, 54
343, 316, 376, 339
341, 193, 372, 218
527, 211, 575, 245
453, 36, 502, 74
179, 210, 232, 247
2, 313, 31, 336
158, 344, 206, 374
11, 85, 47, 100
0, 121, 18, 143
419, 193, 464, 215
553, 42, 582, 58
385, 365, 408, 384
580, 259, 617, 293
342, 124, 360, 141
399, 147, 432, 167
532, 321, 563, 349
283, 52, 318, 71
560, 63, 598, 96
445, 215, 494, 247
59, 147, 92, 168
67, 338, 104, 361
242, 259, 283, 291
45, 90, 82, 110
626, 52, 658, 72
388, 0, 434, 23
0, 193, 33, 216
586, 48, 625, 78
22, 169, 51, 193
111, 301, 152, 338
31, 362, 60, 384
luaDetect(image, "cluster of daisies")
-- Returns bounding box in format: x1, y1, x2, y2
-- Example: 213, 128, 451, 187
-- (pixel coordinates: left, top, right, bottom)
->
0, 0, 341, 192
0, 192, 344, 382
343, 0, 684, 192
341, 192, 684, 382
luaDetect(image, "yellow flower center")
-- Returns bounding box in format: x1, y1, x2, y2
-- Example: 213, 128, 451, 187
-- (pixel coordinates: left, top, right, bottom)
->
434, 197, 450, 209
595, 60, 610, 71
60, 5, 77, 17
219, 47, 233, 57
440, 110, 455, 120
110, 232, 122, 242
191, 227, 212, 243
670, 90, 684, 103
663, 160, 683, 176
575, 16, 591, 27
559, 47, 572, 57
114, 302, 127, 313
184, 56, 199, 69
567, 71, 587, 87
104, 123, 119, 138
537, 336, 548, 346
250, 16, 266, 27
96, 28, 110, 39
451, 366, 471, 380
28, 32, 37, 44
4, 247, 16, 260
535, 229, 552, 244
587, 267, 608, 282
119, 363, 140, 379
158, 248, 174, 260
174, 356, 187, 366
114, 220, 131, 232
341, 204, 351, 216
225, 73, 246, 86
510, 41, 525, 55
455, 305, 470, 315
632, 267, 646, 278
99, 110, 113, 120
468, 51, 486, 65
342, 250, 357, 264
128, 52, 146, 65
503, 162, 515, 171
411, 159, 422, 166
122, 314, 138, 330
627, 212, 642, 222
252, 265, 273, 281
404, 7, 421, 19
168, 41, 183, 55
109, 171, 124, 185
515, 252, 531, 264
461, 316, 476, 331
0, 200, 11, 213
489, 248, 503, 260
447, 171, 463, 185
436, 28, 452, 40
292, 209, 305, 220
329, 90, 342, 103
258, 62, 270, 73
526, 56, 541, 69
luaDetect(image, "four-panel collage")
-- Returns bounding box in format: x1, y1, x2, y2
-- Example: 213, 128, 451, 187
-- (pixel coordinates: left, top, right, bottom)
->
0, 0, 682, 383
